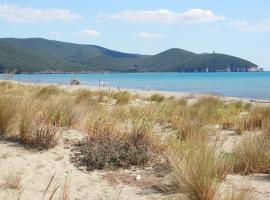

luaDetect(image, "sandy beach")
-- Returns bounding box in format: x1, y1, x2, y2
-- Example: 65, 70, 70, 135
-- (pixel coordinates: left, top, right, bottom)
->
5, 80, 270, 104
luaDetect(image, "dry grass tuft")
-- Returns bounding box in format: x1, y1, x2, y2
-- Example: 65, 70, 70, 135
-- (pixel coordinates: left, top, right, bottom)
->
245, 106, 270, 130
0, 96, 16, 136
221, 188, 255, 200
18, 106, 60, 149
232, 124, 270, 174
170, 116, 204, 140
41, 97, 79, 128
149, 94, 165, 103
36, 85, 63, 98
73, 89, 94, 104
166, 136, 233, 200
114, 91, 131, 105
3, 171, 22, 190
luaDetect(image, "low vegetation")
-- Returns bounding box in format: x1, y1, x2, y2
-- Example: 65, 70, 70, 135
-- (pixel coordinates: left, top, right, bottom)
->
166, 135, 233, 200
233, 124, 270, 174
149, 94, 165, 103
0, 80, 268, 199
0, 96, 16, 136
82, 116, 159, 169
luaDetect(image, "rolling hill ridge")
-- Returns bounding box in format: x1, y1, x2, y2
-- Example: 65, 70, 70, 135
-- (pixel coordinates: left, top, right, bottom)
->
0, 38, 261, 73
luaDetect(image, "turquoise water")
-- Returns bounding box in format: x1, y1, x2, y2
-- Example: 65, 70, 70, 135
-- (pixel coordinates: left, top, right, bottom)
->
1, 72, 270, 100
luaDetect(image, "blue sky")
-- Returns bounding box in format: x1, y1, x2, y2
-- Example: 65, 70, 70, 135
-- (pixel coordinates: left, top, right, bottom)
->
0, 0, 269, 69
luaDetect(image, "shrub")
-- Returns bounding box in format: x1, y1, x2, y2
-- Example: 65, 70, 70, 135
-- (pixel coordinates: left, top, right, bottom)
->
82, 116, 124, 169
124, 119, 156, 165
82, 117, 157, 170
149, 94, 165, 103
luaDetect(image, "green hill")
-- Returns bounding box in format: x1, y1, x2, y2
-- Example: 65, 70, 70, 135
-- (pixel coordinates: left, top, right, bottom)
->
0, 38, 259, 73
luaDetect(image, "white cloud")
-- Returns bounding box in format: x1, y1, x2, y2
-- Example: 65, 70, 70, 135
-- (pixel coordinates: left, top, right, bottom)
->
137, 32, 163, 39
230, 19, 270, 32
77, 29, 100, 37
100, 9, 224, 24
0, 4, 82, 23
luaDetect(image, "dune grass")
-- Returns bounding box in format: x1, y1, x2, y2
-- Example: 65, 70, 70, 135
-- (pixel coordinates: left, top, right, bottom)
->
166, 134, 233, 200
149, 94, 165, 103
0, 81, 269, 199
114, 91, 131, 105
0, 96, 16, 136
232, 124, 270, 174
36, 85, 63, 98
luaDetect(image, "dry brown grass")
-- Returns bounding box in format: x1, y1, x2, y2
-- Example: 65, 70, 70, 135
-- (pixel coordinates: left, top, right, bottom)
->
73, 89, 94, 104
0, 81, 269, 200
149, 94, 165, 103
35, 85, 63, 98
0, 96, 16, 136
232, 124, 270, 174
18, 105, 60, 149
221, 188, 255, 200
41, 97, 79, 128
170, 115, 204, 140
166, 135, 233, 200
2, 171, 22, 190
114, 91, 131, 105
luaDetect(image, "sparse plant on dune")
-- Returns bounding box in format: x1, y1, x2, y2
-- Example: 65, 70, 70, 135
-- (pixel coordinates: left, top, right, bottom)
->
3, 171, 23, 190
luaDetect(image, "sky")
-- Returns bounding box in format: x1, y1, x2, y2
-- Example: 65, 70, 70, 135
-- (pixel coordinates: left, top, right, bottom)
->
0, 0, 269, 69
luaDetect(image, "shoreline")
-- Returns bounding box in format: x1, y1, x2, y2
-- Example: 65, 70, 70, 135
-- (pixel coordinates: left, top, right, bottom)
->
2, 80, 270, 104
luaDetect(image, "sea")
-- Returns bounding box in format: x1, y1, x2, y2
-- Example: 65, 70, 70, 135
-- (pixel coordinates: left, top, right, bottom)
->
1, 72, 270, 100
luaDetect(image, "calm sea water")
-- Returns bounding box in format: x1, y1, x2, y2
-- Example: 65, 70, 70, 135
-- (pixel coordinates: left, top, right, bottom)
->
1, 72, 270, 100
